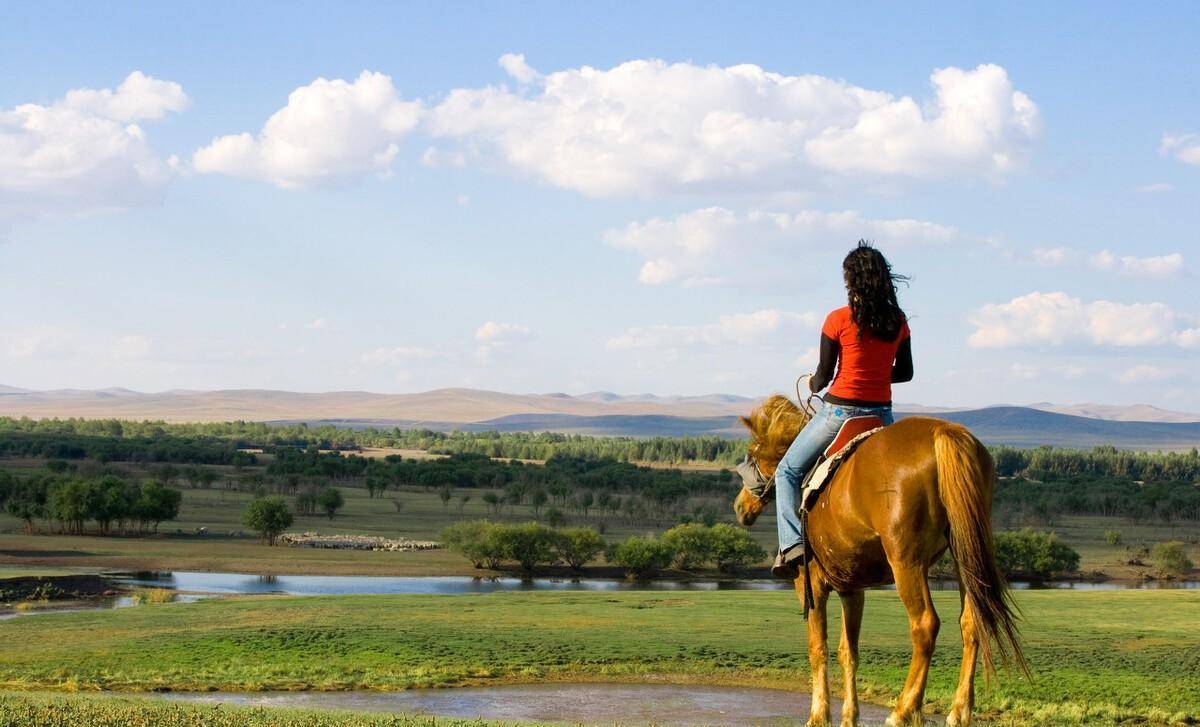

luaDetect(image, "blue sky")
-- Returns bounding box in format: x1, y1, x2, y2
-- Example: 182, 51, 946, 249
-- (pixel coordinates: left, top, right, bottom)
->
2, 2, 1198, 409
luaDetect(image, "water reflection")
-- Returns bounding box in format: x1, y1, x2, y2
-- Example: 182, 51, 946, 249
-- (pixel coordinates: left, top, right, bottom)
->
113, 571, 1200, 597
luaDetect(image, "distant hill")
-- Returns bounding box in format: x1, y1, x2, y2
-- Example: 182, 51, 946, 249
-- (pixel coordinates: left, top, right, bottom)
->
2, 385, 1199, 450
1025, 402, 1200, 424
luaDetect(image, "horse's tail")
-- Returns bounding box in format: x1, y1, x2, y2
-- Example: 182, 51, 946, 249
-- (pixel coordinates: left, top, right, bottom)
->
934, 422, 1027, 676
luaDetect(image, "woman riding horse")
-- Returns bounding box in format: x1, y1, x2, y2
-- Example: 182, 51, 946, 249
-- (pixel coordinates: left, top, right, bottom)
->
772, 242, 913, 579
734, 242, 1023, 727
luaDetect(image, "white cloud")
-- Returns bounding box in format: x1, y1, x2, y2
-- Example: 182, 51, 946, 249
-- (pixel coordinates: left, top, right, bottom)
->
306, 318, 327, 330
1116, 364, 1171, 384
427, 58, 1039, 197
605, 207, 956, 285
498, 53, 540, 84
0, 71, 186, 223
968, 291, 1200, 348
359, 346, 436, 365
1089, 250, 1184, 278
1160, 133, 1200, 166
474, 321, 532, 363
607, 309, 818, 350
192, 71, 421, 189
1139, 182, 1173, 193
61, 71, 188, 122
1008, 362, 1087, 380
474, 321, 531, 342
1031, 247, 1184, 279
1031, 246, 1075, 266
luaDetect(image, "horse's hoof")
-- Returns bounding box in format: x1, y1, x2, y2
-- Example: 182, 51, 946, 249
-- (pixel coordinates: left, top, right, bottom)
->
946, 708, 970, 727
886, 712, 923, 727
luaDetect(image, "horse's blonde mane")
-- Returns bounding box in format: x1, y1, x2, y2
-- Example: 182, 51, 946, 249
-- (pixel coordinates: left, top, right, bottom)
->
740, 394, 812, 472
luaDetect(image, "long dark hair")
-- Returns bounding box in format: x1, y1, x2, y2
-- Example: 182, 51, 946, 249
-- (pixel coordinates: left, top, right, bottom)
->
843, 240, 908, 341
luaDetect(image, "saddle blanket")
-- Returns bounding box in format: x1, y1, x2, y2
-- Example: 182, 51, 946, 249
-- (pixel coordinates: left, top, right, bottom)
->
799, 416, 884, 512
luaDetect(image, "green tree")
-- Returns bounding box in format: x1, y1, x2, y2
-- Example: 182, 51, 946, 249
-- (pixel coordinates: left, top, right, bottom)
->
317, 486, 344, 520
494, 522, 559, 575
440, 520, 503, 569
609, 535, 674, 579
133, 480, 182, 533
438, 487, 454, 509
554, 527, 605, 571
708, 523, 767, 573
544, 507, 566, 528
242, 497, 293, 545
661, 523, 715, 570
994, 529, 1080, 579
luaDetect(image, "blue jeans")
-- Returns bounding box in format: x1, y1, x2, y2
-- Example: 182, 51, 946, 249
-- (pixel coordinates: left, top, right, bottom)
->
775, 402, 894, 552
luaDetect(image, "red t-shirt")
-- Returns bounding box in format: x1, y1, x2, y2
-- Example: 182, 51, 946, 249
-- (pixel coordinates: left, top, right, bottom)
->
822, 306, 910, 403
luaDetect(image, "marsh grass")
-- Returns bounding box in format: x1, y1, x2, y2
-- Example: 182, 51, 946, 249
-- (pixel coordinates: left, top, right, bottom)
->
130, 587, 175, 605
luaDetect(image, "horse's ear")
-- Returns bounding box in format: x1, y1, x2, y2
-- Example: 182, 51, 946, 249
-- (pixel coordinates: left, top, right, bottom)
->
739, 415, 755, 432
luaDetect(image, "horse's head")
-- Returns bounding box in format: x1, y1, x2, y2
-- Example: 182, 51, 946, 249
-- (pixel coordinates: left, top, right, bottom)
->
732, 394, 811, 527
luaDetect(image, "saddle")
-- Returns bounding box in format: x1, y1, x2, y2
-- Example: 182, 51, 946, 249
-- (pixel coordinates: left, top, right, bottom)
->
798, 415, 885, 512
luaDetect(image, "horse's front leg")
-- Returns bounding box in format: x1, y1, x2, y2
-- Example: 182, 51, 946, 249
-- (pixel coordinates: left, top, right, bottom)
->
837, 590, 865, 727
800, 574, 832, 727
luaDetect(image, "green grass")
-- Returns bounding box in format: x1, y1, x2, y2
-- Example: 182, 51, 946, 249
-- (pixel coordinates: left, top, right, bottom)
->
0, 691, 501, 727
0, 589, 1196, 725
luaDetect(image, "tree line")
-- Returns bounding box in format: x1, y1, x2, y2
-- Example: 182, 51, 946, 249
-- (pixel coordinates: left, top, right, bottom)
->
0, 469, 181, 535
4, 416, 1200, 478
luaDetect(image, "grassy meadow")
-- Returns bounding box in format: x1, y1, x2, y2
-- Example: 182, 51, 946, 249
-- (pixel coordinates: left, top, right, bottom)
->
1, 589, 1197, 725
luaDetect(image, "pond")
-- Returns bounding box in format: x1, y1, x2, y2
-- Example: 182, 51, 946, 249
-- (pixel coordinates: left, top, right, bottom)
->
113, 571, 1200, 596
156, 683, 894, 726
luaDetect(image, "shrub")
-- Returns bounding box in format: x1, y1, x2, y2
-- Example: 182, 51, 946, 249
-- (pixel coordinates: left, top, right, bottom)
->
994, 529, 1080, 579
661, 523, 715, 570
242, 497, 293, 546
1151, 541, 1194, 578
1103, 529, 1123, 546
708, 523, 767, 573
131, 588, 175, 605
544, 507, 566, 527
494, 522, 559, 574
554, 527, 606, 571
609, 535, 674, 579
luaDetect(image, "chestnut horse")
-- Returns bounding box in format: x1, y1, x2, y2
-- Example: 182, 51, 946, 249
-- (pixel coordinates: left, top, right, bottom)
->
733, 395, 1024, 727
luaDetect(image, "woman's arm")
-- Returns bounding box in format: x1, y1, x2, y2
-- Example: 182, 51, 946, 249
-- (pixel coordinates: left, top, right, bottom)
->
891, 336, 913, 383
810, 333, 840, 391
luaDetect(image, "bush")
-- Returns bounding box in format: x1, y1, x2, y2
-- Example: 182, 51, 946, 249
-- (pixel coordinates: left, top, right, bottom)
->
554, 527, 606, 571
1151, 541, 1194, 578
708, 524, 767, 573
994, 529, 1080, 579
493, 522, 559, 574
242, 497, 293, 546
661, 523, 714, 570
1103, 530, 1122, 546
609, 535, 674, 579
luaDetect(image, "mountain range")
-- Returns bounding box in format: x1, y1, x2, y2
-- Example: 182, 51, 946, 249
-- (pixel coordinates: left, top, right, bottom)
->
2, 385, 1199, 450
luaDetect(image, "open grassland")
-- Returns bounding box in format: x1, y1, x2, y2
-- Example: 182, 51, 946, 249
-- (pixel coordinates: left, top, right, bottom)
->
0, 692, 498, 727
0, 590, 1196, 726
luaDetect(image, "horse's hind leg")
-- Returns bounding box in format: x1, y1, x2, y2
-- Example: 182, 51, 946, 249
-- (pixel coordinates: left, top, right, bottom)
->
947, 584, 978, 726
800, 575, 832, 727
887, 565, 940, 727
837, 590, 865, 727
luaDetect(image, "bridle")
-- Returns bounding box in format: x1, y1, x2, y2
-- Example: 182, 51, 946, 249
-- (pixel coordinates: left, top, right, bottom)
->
737, 372, 820, 504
